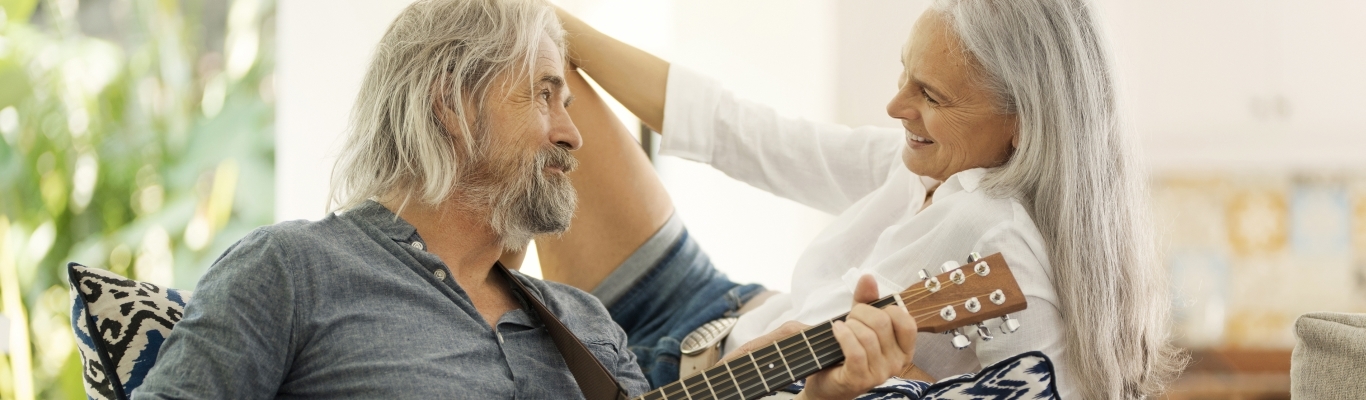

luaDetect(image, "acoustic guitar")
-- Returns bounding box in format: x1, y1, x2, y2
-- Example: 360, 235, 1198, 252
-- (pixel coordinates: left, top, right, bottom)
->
634, 252, 1028, 400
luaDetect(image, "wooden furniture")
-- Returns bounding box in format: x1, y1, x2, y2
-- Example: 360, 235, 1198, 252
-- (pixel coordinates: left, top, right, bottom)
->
1164, 349, 1291, 400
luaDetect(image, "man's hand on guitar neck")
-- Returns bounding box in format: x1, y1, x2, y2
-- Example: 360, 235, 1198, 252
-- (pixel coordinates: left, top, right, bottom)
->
723, 275, 919, 400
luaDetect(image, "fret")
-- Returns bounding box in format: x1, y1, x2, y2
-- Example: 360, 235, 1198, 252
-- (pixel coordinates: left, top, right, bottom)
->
750, 342, 790, 395
799, 330, 822, 370
726, 356, 764, 398
680, 371, 710, 398
702, 364, 741, 400
772, 341, 796, 382
776, 334, 821, 378
641, 389, 666, 400
809, 325, 845, 369
747, 353, 770, 393
679, 372, 698, 399
723, 356, 743, 399
661, 381, 689, 400
701, 370, 718, 399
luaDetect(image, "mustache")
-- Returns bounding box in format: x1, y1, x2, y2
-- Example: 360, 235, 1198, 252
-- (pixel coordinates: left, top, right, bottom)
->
535, 144, 578, 174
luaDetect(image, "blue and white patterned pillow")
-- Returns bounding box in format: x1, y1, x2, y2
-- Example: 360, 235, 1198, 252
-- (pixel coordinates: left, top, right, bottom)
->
68, 262, 191, 400
779, 351, 1058, 400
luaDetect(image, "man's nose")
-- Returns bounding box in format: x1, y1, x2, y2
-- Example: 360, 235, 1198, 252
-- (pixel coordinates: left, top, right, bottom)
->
549, 108, 582, 150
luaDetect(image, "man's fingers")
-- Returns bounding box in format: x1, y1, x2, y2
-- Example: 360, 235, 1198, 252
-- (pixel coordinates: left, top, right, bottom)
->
832, 320, 870, 377
853, 274, 879, 304
848, 303, 901, 363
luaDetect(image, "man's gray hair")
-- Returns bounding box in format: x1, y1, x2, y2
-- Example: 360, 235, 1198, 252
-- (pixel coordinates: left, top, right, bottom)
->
329, 0, 564, 212
933, 0, 1186, 398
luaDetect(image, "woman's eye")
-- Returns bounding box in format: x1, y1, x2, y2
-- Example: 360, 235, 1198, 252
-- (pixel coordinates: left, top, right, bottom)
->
921, 88, 939, 105
540, 90, 552, 102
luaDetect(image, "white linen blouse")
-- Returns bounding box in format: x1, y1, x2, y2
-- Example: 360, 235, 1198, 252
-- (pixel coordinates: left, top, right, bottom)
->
659, 65, 1073, 398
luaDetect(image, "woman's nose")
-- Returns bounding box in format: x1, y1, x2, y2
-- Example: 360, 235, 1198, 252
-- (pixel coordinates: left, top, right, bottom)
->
886, 89, 920, 121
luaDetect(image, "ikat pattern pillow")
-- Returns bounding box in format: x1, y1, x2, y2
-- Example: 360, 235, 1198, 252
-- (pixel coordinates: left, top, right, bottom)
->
778, 351, 1059, 400
68, 262, 191, 400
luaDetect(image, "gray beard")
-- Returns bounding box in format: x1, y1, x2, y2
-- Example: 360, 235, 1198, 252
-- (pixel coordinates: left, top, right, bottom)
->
485, 143, 578, 252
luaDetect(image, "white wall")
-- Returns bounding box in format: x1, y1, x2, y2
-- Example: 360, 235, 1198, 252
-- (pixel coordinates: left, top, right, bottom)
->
1097, 0, 1366, 170
276, 0, 412, 222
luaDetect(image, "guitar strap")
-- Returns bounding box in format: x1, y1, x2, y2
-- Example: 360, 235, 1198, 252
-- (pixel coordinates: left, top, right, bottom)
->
496, 262, 629, 400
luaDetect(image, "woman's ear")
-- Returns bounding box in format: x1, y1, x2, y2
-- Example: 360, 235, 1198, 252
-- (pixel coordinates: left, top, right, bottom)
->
1011, 132, 1019, 149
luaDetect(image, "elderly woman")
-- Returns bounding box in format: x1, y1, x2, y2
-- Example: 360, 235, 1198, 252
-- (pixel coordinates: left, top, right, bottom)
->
526, 0, 1185, 398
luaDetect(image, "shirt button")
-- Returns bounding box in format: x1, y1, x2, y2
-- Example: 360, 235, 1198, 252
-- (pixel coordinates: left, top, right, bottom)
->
432, 268, 447, 281
410, 241, 424, 251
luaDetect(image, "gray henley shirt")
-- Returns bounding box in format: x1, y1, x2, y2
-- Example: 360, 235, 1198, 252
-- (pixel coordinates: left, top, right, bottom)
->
134, 200, 650, 399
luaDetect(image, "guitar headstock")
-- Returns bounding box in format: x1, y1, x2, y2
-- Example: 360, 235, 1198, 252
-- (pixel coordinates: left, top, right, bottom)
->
898, 253, 1027, 347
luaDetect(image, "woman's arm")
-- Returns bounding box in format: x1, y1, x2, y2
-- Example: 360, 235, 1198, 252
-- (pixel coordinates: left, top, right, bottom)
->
556, 8, 669, 132
556, 9, 904, 214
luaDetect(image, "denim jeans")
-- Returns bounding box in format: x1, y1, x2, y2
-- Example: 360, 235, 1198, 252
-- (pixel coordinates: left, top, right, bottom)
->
594, 218, 765, 389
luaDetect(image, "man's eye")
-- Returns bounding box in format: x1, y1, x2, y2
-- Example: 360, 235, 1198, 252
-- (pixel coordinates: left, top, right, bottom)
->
540, 90, 552, 102
921, 88, 939, 105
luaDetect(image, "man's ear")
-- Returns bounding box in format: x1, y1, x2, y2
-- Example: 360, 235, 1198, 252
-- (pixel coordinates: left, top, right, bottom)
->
431, 85, 456, 136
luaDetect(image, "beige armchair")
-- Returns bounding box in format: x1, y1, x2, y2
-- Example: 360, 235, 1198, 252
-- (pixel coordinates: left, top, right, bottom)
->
1291, 312, 1366, 399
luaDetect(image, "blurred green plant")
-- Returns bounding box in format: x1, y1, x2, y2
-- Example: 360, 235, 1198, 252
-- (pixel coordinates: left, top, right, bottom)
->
0, 0, 275, 398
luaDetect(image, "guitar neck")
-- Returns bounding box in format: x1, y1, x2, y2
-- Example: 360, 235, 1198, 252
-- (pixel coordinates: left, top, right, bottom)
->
631, 252, 1026, 400
635, 295, 896, 400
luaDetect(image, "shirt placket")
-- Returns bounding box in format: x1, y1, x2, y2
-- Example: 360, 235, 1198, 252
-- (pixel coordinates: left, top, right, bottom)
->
403, 234, 525, 395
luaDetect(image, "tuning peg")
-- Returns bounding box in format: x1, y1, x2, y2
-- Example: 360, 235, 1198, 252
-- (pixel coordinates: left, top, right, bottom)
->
966, 252, 982, 263
999, 314, 1021, 334
950, 328, 972, 350
940, 260, 960, 273
920, 269, 942, 292
975, 322, 994, 341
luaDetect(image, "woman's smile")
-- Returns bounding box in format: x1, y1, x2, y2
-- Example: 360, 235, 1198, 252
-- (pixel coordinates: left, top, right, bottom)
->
905, 130, 934, 149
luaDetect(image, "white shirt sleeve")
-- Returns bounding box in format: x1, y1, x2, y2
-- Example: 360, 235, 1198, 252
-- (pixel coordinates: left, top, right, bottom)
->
660, 65, 908, 215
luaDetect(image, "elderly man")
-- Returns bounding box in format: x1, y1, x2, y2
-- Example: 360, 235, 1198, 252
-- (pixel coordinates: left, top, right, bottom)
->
135, 1, 646, 398
136, 0, 914, 398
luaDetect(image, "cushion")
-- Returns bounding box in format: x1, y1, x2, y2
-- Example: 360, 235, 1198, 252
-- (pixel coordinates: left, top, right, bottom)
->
1291, 312, 1366, 399
68, 262, 192, 400
776, 351, 1059, 400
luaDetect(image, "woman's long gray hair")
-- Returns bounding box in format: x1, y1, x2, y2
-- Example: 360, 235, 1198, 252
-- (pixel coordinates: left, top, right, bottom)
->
933, 0, 1186, 398
329, 0, 563, 212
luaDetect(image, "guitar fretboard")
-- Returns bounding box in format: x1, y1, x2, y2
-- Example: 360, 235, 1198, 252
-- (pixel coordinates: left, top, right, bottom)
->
636, 295, 902, 400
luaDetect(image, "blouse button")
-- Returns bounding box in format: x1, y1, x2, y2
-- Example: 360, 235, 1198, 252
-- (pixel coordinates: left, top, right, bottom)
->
433, 269, 447, 281
411, 241, 425, 251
